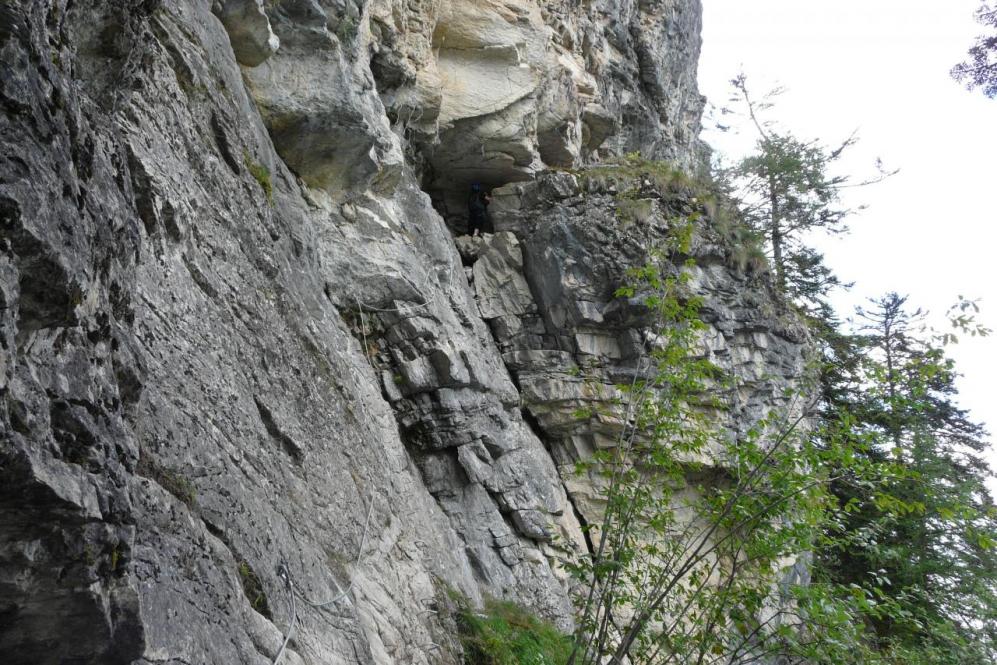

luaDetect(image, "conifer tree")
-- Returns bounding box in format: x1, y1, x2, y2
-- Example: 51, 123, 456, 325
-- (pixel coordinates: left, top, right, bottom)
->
720, 76, 892, 315
952, 2, 997, 98
822, 294, 997, 663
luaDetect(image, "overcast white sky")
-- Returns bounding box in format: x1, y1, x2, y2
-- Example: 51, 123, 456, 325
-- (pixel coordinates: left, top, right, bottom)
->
698, 0, 997, 471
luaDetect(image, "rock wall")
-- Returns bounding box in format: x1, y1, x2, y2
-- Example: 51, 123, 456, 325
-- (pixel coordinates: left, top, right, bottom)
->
372, 0, 707, 224
466, 171, 808, 531
0, 2, 802, 664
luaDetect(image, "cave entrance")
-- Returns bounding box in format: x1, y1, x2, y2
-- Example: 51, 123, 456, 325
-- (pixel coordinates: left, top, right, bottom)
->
418, 124, 539, 238
370, 0, 593, 235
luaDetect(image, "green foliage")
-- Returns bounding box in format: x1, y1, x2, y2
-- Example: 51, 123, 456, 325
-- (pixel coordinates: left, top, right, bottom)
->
568, 155, 771, 278
238, 560, 272, 620
705, 192, 771, 276
564, 215, 865, 665
718, 75, 892, 315
818, 293, 997, 663
567, 217, 728, 665
541, 94, 991, 665
458, 598, 573, 665
243, 150, 273, 204
715, 78, 997, 660
559, 210, 994, 665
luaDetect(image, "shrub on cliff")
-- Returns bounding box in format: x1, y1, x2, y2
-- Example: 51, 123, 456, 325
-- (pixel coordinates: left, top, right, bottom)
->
458, 598, 572, 665
563, 217, 875, 665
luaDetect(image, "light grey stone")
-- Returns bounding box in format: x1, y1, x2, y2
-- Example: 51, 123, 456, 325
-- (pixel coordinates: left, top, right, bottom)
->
473, 232, 537, 320
212, 0, 280, 67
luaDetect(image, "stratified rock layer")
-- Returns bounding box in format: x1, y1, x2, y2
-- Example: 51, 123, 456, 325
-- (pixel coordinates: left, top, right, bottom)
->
1, 1, 802, 664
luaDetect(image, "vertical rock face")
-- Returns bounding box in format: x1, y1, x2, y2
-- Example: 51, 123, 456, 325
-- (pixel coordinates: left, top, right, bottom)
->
0, 2, 802, 665
474, 172, 809, 524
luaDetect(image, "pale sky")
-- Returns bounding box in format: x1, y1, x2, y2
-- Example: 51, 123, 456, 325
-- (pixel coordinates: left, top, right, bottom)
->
698, 0, 997, 475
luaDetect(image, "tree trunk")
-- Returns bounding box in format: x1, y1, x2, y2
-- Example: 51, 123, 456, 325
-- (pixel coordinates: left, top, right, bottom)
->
768, 179, 785, 293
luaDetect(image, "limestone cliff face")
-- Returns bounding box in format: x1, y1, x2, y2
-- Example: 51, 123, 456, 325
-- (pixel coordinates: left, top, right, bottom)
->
0, 2, 800, 664
368, 0, 706, 221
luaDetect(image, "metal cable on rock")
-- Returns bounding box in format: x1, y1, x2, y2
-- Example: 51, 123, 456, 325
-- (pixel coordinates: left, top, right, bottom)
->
269, 263, 450, 663
268, 494, 375, 665
296, 494, 376, 609
269, 405, 371, 662
272, 562, 297, 665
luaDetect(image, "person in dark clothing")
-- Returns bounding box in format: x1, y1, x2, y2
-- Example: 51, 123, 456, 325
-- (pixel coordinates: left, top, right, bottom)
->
467, 183, 492, 236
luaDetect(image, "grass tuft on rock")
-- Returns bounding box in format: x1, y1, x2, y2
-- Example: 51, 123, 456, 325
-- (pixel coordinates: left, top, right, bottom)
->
237, 560, 272, 620
335, 16, 358, 44
242, 150, 273, 204
565, 151, 710, 199
458, 598, 573, 665
136, 456, 197, 506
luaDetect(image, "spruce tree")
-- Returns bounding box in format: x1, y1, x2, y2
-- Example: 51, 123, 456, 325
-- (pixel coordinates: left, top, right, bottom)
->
720, 76, 892, 315
822, 294, 997, 663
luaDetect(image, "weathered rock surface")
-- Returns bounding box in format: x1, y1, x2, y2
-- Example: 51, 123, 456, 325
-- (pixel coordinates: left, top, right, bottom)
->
213, 0, 280, 66
459, 171, 808, 533
369, 0, 707, 226
1, 3, 477, 664
1, 1, 803, 664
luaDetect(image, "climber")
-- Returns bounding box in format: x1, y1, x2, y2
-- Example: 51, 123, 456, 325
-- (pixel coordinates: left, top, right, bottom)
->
467, 183, 492, 236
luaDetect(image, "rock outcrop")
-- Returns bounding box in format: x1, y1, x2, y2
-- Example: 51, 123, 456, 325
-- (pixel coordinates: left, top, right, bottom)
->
467, 170, 808, 529
370, 0, 707, 225
1, 1, 802, 664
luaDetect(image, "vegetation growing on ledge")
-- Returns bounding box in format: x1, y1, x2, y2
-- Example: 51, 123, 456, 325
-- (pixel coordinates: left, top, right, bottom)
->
243, 150, 273, 204
556, 195, 997, 664
457, 597, 573, 665
568, 153, 770, 277
564, 152, 711, 200
136, 456, 197, 507
237, 561, 272, 620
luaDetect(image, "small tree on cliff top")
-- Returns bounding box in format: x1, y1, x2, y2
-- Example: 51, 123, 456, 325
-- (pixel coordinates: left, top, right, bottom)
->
720, 75, 894, 314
